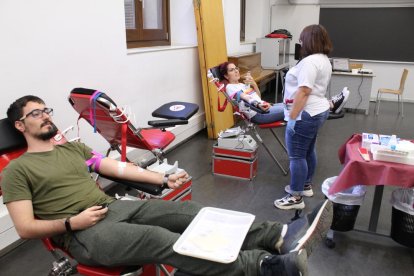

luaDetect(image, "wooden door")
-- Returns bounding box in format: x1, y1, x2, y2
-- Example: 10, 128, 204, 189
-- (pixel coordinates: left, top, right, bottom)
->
194, 0, 234, 139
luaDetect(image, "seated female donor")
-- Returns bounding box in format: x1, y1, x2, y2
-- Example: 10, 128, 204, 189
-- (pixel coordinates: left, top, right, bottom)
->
219, 62, 284, 124
218, 62, 349, 125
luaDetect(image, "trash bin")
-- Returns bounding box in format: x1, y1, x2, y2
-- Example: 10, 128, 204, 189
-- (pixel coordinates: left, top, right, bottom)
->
390, 188, 414, 248
322, 177, 366, 232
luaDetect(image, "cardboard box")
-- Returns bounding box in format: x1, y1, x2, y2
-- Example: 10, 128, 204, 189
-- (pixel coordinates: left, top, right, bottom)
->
362, 133, 379, 150
379, 134, 392, 146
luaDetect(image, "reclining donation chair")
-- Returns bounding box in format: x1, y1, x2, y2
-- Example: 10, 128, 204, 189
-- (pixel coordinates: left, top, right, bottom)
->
0, 113, 195, 275
207, 66, 289, 175
68, 88, 198, 198
69, 88, 199, 165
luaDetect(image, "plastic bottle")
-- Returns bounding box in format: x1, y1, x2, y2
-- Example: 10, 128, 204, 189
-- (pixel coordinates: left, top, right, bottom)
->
389, 134, 397, 150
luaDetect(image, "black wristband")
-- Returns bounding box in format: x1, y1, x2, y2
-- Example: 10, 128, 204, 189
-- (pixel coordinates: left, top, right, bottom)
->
65, 217, 73, 232
162, 174, 170, 189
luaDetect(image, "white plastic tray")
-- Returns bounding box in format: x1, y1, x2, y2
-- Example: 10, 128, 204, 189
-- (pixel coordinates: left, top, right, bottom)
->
371, 144, 414, 165
147, 159, 178, 174
173, 207, 255, 263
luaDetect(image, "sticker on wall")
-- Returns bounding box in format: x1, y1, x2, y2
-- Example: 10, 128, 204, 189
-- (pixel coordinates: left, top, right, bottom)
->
169, 105, 186, 112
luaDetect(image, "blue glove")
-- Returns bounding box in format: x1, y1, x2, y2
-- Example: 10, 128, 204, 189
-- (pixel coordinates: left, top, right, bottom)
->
287, 118, 296, 132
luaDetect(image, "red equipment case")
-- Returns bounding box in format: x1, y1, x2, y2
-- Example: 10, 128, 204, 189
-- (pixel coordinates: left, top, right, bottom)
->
212, 143, 258, 180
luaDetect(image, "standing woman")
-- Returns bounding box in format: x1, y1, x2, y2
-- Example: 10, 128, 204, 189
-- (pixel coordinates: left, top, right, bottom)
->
274, 24, 333, 210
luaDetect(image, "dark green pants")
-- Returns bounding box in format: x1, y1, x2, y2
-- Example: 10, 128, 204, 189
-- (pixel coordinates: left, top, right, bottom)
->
67, 200, 283, 276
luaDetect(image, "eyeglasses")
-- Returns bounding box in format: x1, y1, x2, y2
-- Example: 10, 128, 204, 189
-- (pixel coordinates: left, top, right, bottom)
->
227, 67, 240, 73
19, 107, 54, 121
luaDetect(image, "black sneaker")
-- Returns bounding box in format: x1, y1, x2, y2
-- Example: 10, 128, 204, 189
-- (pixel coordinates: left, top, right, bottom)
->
279, 200, 333, 256
331, 87, 350, 114
274, 194, 305, 210
260, 249, 308, 276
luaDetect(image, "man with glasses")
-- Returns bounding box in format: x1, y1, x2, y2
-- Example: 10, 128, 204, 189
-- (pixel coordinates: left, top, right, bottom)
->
19, 107, 54, 120
17, 106, 57, 141
1, 95, 333, 276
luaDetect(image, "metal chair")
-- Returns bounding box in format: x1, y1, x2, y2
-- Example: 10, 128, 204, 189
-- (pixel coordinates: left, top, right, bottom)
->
207, 66, 289, 175
375, 69, 409, 117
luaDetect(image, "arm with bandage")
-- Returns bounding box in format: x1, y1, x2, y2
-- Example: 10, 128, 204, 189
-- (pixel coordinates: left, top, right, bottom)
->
237, 90, 271, 112
91, 157, 189, 190
226, 83, 270, 112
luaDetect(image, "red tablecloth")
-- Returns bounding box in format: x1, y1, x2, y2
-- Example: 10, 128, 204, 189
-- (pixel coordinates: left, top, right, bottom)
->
328, 134, 414, 195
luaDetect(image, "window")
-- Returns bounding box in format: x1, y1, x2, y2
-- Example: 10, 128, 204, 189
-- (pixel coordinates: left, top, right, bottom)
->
240, 0, 246, 42
124, 0, 170, 48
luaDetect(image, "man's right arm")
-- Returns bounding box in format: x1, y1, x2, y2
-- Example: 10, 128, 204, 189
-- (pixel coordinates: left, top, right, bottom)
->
6, 200, 108, 239
6, 200, 66, 239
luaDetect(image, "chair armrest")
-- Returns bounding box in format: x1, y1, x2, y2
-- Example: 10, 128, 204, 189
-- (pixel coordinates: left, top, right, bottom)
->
243, 102, 270, 114
101, 175, 163, 195
152, 102, 199, 120
147, 119, 188, 128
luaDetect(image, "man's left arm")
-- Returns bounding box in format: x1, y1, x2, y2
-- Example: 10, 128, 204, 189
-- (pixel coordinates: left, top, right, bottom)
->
96, 158, 188, 189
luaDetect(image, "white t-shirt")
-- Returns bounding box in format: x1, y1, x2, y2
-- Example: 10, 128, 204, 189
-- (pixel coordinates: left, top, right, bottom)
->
226, 83, 262, 119
283, 53, 331, 121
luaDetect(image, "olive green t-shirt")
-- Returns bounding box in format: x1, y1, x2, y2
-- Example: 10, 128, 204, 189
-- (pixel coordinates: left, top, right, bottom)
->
1, 142, 114, 220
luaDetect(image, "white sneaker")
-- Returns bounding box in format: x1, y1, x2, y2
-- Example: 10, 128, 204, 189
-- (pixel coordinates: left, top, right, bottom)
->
331, 87, 350, 114
285, 185, 314, 197
274, 194, 305, 210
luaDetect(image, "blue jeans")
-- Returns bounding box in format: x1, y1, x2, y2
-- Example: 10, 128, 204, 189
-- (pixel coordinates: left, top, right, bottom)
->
285, 110, 329, 196
250, 103, 284, 124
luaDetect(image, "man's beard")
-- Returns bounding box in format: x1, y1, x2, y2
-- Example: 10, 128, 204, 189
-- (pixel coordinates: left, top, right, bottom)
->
36, 121, 58, 141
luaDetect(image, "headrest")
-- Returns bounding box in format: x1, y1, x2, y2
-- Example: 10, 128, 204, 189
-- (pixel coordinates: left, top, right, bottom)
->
0, 118, 27, 153
70, 87, 117, 106
209, 66, 221, 80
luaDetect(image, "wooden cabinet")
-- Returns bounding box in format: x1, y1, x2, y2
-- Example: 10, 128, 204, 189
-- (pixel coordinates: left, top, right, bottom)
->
228, 52, 276, 89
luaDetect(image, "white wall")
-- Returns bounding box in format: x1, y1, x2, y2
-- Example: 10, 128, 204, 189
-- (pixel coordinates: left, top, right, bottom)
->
361, 61, 414, 101
271, 3, 320, 53
0, 0, 205, 251
0, 0, 204, 155
269, 2, 414, 101
222, 0, 242, 54
223, 0, 271, 55
170, 0, 198, 45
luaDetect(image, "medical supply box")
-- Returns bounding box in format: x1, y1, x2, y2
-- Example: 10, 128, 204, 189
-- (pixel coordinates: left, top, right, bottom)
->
361, 133, 379, 149
212, 143, 258, 180
371, 141, 414, 166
